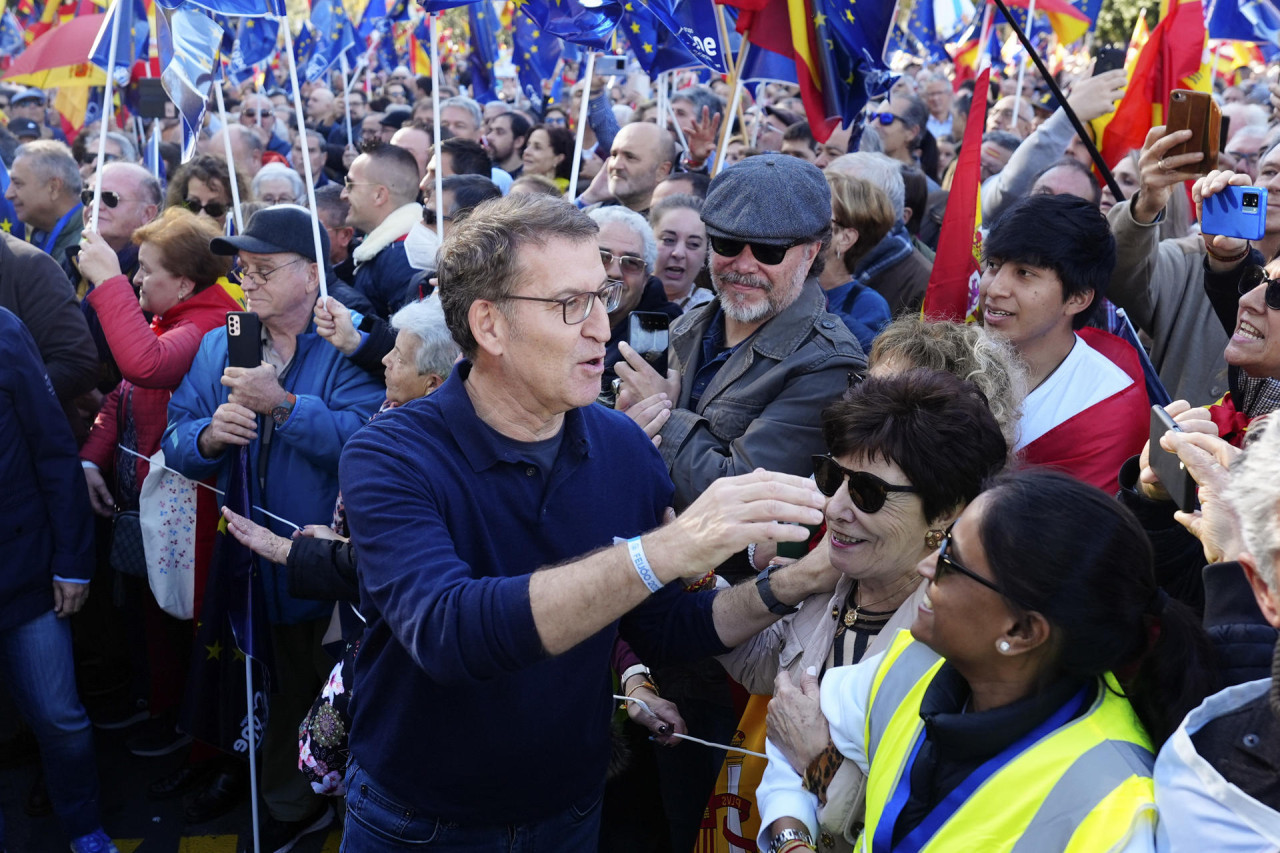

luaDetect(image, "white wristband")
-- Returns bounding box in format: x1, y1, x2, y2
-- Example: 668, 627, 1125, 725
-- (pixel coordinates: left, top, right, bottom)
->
81, 460, 100, 470
619, 663, 650, 687
627, 536, 663, 593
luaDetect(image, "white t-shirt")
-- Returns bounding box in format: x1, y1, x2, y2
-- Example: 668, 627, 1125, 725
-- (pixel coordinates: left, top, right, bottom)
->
1015, 334, 1133, 452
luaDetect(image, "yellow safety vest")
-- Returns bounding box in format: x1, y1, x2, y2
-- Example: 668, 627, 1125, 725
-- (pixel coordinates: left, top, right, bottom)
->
858, 631, 1156, 853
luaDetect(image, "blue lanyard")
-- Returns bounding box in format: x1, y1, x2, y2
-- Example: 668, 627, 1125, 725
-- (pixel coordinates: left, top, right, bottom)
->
872, 684, 1092, 853
40, 202, 83, 256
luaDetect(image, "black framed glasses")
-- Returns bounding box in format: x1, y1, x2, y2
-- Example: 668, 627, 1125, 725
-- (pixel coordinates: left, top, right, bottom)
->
812, 455, 918, 514
599, 249, 646, 276
936, 526, 1029, 608
709, 235, 802, 266
1240, 265, 1280, 310
184, 198, 228, 218
502, 279, 624, 325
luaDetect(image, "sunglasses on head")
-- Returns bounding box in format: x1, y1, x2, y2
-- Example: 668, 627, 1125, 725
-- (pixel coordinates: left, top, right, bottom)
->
1240, 265, 1280, 310
600, 248, 646, 275
184, 198, 228, 218
709, 235, 802, 266
812, 455, 919, 514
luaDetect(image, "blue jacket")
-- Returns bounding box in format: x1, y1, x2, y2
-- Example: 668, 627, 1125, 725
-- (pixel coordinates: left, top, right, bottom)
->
340, 363, 728, 822
163, 323, 385, 624
824, 279, 890, 355
352, 239, 417, 320
0, 307, 94, 633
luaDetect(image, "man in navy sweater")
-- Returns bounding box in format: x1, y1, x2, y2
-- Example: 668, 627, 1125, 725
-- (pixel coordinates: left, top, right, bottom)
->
338, 194, 836, 851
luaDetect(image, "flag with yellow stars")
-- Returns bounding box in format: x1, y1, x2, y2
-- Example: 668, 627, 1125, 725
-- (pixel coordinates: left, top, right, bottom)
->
634, 0, 725, 73
305, 0, 358, 82
515, 0, 621, 51
154, 0, 286, 17
467, 1, 501, 102
0, 157, 26, 241
617, 0, 698, 76
88, 0, 148, 88
180, 446, 274, 757
156, 3, 224, 160
226, 16, 279, 86
511, 7, 560, 104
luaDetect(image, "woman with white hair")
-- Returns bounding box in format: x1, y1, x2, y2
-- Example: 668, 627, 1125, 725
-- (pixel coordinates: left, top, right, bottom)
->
250, 161, 306, 206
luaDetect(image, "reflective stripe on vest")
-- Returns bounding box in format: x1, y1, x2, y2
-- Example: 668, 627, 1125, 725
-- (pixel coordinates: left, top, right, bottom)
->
861, 633, 1156, 853
864, 630, 943, 767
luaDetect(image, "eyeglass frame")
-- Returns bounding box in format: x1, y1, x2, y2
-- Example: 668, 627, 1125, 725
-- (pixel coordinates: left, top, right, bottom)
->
599, 248, 646, 276
499, 279, 624, 325
1240, 265, 1280, 311
184, 197, 228, 218
240, 256, 309, 286
811, 454, 919, 514
936, 525, 1031, 610
708, 235, 805, 266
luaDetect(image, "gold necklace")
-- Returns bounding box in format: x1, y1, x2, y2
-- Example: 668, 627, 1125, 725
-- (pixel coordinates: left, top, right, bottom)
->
836, 573, 920, 628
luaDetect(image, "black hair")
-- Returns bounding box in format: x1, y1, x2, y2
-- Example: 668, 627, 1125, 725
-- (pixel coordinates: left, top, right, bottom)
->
983, 194, 1116, 329
441, 174, 502, 215
530, 124, 576, 181
900, 166, 927, 236
658, 170, 711, 200
782, 120, 816, 150
494, 111, 532, 146
821, 368, 1007, 523
439, 137, 492, 178
982, 129, 1021, 154
976, 470, 1217, 746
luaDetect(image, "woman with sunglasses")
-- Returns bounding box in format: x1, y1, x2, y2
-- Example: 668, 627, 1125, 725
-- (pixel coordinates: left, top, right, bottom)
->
717, 369, 1007, 848
757, 470, 1216, 853
163, 154, 249, 233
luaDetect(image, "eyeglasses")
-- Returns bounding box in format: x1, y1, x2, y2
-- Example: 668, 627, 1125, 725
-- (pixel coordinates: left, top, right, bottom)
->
544, 116, 567, 127
184, 198, 228, 218
422, 208, 454, 225
1240, 265, 1280, 310
259, 195, 300, 205
343, 177, 383, 190
501, 279, 624, 325
599, 249, 646, 276
812, 455, 918, 514
240, 257, 308, 286
709, 235, 802, 266
936, 526, 1028, 608
81, 190, 140, 208
867, 111, 905, 127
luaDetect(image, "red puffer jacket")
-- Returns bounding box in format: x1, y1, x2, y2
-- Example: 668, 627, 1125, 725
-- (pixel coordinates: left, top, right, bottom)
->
80, 274, 243, 490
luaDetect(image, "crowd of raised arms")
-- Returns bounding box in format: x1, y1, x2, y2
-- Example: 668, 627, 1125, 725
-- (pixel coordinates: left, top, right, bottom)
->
1, 12, 1279, 853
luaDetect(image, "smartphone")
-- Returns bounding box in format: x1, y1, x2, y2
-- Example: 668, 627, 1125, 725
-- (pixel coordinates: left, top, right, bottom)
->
628, 311, 670, 376
1202, 186, 1269, 241
595, 54, 628, 76
1149, 405, 1198, 513
1092, 47, 1125, 76
226, 311, 262, 369
1164, 89, 1220, 177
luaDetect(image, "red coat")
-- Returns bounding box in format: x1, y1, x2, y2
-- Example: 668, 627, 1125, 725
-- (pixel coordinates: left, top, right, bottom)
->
80, 275, 242, 488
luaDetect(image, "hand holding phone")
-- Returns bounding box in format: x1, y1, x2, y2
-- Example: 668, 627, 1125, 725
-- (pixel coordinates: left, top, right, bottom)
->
628, 311, 670, 377
1201, 185, 1269, 242
1147, 405, 1199, 512
226, 312, 262, 369
1163, 90, 1220, 177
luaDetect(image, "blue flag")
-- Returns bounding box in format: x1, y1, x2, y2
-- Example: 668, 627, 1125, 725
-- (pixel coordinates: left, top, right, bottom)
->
634, 0, 724, 73
227, 17, 279, 84
0, 11, 25, 59
374, 17, 401, 72
90, 0, 149, 88
157, 4, 225, 160
419, 0, 485, 13
155, 0, 286, 17
306, 0, 358, 82
468, 2, 501, 103
515, 0, 622, 51
814, 0, 896, 127
1207, 0, 1280, 43
512, 11, 561, 105
895, 0, 949, 64
0, 158, 26, 242
358, 0, 411, 39
618, 2, 699, 76
290, 21, 317, 91
179, 447, 274, 758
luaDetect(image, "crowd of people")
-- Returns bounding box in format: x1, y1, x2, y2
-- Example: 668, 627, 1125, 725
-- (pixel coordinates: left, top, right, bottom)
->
2, 36, 1280, 853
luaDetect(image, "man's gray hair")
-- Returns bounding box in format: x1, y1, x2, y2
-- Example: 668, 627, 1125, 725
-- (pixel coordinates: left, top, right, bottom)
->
14, 139, 81, 197
437, 194, 598, 359
1224, 419, 1280, 594
105, 131, 138, 163
827, 151, 905, 222
440, 96, 483, 130
390, 293, 460, 380
227, 123, 264, 155
588, 206, 657, 272
670, 85, 724, 120
252, 162, 305, 203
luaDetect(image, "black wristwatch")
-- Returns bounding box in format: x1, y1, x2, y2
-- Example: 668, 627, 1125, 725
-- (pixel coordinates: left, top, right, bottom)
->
756, 564, 798, 616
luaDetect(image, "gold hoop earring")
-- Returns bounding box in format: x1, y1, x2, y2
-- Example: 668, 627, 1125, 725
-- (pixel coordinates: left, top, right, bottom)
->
924, 529, 945, 550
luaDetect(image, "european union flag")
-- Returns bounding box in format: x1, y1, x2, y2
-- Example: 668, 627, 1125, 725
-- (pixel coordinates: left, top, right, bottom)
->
0, 11, 26, 59
359, 0, 411, 40
468, 2, 501, 103
514, 0, 622, 52
618, 2, 698, 76
895, 0, 949, 64
635, 0, 725, 73
291, 21, 317, 87
179, 447, 274, 759
306, 0, 358, 82
814, 0, 896, 126
89, 0, 149, 88
419, 0, 485, 13
0, 158, 26, 242
1207, 0, 1280, 43
155, 0, 287, 17
156, 4, 224, 160
227, 17, 280, 85
512, 11, 561, 105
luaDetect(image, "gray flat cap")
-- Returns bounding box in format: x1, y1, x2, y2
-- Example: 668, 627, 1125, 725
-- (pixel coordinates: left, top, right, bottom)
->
702, 153, 830, 245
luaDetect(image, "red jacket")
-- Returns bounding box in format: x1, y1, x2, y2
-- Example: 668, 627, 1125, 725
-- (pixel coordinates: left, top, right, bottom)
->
80, 275, 242, 489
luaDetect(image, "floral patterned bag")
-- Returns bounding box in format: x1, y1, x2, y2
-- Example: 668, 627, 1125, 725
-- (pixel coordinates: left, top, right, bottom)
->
298, 613, 360, 796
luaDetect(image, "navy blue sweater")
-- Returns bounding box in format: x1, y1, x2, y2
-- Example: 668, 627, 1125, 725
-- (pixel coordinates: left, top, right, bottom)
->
339, 363, 728, 823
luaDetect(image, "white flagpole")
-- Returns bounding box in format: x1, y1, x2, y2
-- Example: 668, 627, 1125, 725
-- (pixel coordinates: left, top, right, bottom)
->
90, 0, 124, 231
431, 13, 444, 236
340, 52, 353, 147
213, 84, 246, 235
568, 52, 596, 198
281, 18, 329, 303
242, 633, 260, 853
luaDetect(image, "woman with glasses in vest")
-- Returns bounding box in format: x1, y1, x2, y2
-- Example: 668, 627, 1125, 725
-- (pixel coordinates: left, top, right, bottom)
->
756, 470, 1217, 853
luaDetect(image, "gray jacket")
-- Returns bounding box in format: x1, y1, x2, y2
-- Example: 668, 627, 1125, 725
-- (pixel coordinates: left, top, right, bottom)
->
981, 109, 1078, 223
658, 279, 866, 513
1106, 197, 1230, 405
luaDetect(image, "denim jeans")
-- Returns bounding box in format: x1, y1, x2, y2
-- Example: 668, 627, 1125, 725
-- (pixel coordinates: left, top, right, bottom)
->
0, 610, 101, 843
341, 761, 603, 852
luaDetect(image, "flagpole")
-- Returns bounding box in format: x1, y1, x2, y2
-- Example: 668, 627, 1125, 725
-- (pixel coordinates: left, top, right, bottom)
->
1010, 0, 1035, 136
339, 51, 353, 148
990, 0, 1124, 203
430, 12, 444, 237
89, 0, 123, 232
242, 622, 260, 853
149, 120, 161, 181
213, 84, 246, 235
568, 51, 595, 199
714, 11, 750, 177
281, 16, 330, 304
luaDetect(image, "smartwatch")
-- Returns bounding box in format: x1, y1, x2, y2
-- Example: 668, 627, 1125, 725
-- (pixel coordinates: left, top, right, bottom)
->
756, 564, 798, 616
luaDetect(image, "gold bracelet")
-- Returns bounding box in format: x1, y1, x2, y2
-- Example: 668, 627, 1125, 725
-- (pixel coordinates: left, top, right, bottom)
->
626, 679, 657, 698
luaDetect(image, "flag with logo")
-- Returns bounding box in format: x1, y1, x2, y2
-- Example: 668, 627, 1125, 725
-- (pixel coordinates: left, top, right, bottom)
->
227, 16, 279, 85
306, 0, 359, 82
156, 3, 225, 160
635, 0, 724, 73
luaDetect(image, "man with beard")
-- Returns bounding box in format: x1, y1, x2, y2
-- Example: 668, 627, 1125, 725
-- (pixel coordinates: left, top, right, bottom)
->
482, 111, 529, 178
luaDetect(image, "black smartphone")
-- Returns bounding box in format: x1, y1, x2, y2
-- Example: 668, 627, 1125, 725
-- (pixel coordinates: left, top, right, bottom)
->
1093, 47, 1125, 76
1148, 405, 1198, 512
226, 311, 262, 369
628, 311, 670, 376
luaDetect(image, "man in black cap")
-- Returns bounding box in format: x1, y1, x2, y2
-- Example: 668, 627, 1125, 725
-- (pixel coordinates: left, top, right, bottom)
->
162, 205, 384, 850
9, 88, 66, 142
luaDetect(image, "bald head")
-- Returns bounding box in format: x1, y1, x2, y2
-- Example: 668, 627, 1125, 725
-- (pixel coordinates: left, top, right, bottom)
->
305, 87, 336, 124
607, 122, 676, 213
390, 126, 433, 179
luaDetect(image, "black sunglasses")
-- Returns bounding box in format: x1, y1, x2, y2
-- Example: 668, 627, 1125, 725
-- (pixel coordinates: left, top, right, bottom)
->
936, 526, 1030, 609
812, 455, 918, 514
1240, 265, 1280, 311
184, 198, 228, 218
81, 190, 122, 208
709, 235, 803, 266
